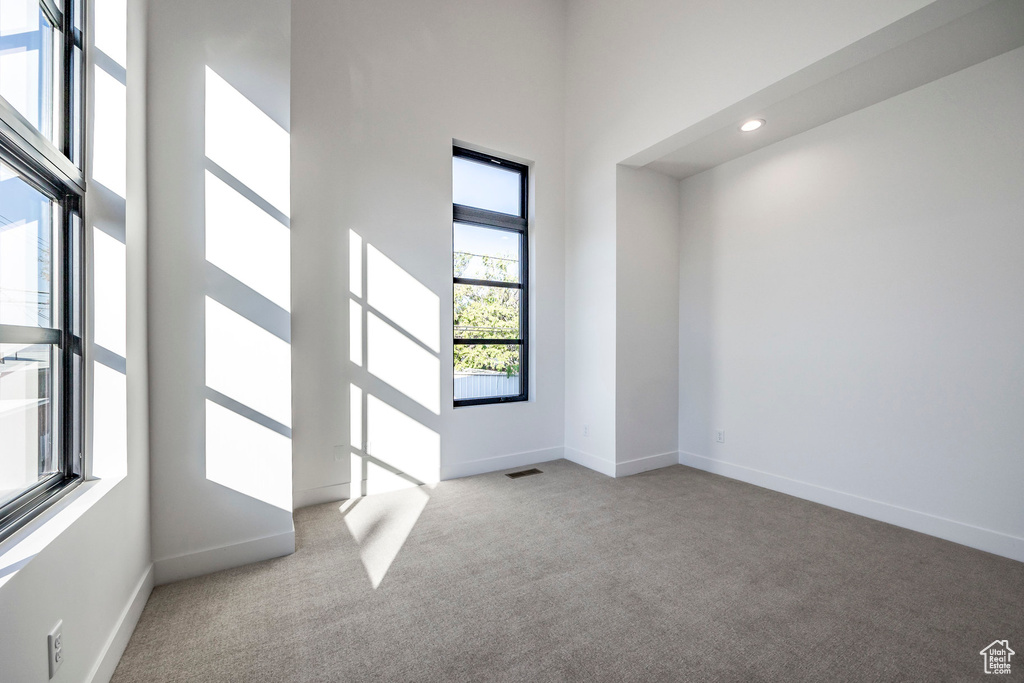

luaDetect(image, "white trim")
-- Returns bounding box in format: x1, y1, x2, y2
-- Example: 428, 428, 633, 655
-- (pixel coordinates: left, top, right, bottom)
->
295, 447, 567, 504
86, 563, 153, 683
153, 528, 295, 585
616, 451, 678, 478
293, 483, 350, 509
441, 446, 563, 480
563, 447, 616, 478
678, 451, 1024, 563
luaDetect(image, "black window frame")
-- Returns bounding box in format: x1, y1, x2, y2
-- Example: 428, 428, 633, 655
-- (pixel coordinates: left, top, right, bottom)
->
452, 146, 529, 407
0, 0, 86, 544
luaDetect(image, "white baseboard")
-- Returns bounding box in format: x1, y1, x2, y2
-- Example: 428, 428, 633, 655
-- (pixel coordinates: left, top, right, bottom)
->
678, 451, 1024, 563
564, 448, 676, 478
616, 451, 678, 478
564, 447, 616, 477
294, 483, 350, 509
294, 448, 565, 507
154, 528, 295, 585
87, 563, 153, 683
441, 446, 564, 480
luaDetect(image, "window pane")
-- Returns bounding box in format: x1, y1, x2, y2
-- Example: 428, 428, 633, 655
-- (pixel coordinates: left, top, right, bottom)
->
0, 0, 62, 143
0, 160, 55, 327
0, 343, 56, 508
70, 210, 80, 336
71, 43, 82, 166
452, 156, 521, 216
454, 284, 520, 340
70, 350, 80, 476
454, 344, 521, 400
453, 222, 519, 283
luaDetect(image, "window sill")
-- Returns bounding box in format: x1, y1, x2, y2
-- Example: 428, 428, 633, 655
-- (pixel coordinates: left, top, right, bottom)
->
0, 476, 123, 590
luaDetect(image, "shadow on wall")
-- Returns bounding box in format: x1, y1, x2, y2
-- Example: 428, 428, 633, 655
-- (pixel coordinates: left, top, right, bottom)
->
202, 66, 292, 512
345, 228, 441, 588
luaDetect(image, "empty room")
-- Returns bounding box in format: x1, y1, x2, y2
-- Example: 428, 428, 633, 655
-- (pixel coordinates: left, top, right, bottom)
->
1, 0, 1022, 681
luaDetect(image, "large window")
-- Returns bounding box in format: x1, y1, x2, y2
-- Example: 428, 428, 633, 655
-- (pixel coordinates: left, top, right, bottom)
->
452, 146, 528, 406
0, 0, 85, 542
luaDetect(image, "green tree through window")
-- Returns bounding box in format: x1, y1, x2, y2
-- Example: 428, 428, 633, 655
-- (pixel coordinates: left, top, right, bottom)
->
454, 252, 519, 377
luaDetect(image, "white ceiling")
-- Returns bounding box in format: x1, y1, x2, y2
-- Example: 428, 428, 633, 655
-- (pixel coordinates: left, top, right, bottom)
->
625, 0, 1024, 180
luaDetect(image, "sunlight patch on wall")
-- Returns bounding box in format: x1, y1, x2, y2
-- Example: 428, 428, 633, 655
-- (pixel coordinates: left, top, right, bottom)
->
93, 228, 126, 358
366, 394, 440, 485
94, 0, 127, 68
92, 362, 127, 480
205, 297, 291, 428
348, 454, 424, 498
206, 399, 291, 511
205, 67, 289, 216
205, 170, 290, 310
342, 230, 440, 586
202, 64, 291, 512
92, 68, 126, 198
367, 245, 439, 352
366, 313, 440, 414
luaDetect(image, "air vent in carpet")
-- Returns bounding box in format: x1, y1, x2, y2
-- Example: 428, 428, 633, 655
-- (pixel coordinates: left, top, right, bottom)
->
505, 468, 542, 479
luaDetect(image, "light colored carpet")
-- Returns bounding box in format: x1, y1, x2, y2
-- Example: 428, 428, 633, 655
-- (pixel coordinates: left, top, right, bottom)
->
112, 460, 1024, 682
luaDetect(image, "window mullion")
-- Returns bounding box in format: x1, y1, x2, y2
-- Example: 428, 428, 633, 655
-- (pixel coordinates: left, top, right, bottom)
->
39, 0, 64, 28
453, 277, 521, 289
453, 205, 526, 232
0, 325, 63, 346
0, 109, 85, 192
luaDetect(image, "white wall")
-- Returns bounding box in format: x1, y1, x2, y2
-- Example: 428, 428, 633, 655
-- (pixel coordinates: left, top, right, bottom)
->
147, 0, 294, 583
0, 0, 152, 680
678, 47, 1024, 561
291, 0, 566, 504
563, 0, 936, 469
615, 167, 679, 472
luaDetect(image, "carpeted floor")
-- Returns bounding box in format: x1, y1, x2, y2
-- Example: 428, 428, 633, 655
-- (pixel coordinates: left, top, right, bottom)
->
111, 461, 1024, 682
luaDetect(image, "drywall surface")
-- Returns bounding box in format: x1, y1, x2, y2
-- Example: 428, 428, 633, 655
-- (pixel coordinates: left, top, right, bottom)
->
615, 167, 679, 466
0, 0, 152, 679
563, 0, 935, 469
566, 0, 937, 162
148, 0, 294, 581
564, 157, 617, 466
291, 0, 566, 500
678, 47, 1024, 559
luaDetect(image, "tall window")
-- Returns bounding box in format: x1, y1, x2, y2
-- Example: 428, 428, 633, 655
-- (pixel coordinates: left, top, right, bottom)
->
452, 146, 528, 406
0, 0, 85, 542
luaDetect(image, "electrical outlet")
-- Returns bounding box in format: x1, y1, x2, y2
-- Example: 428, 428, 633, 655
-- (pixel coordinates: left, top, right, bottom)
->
715, 430, 725, 444
583, 424, 590, 437
47, 620, 63, 679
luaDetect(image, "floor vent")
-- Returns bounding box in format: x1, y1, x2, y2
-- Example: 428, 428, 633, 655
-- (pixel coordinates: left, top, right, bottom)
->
505, 468, 543, 479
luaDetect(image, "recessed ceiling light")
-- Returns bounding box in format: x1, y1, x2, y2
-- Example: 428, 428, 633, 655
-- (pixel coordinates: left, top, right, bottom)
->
740, 119, 765, 132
